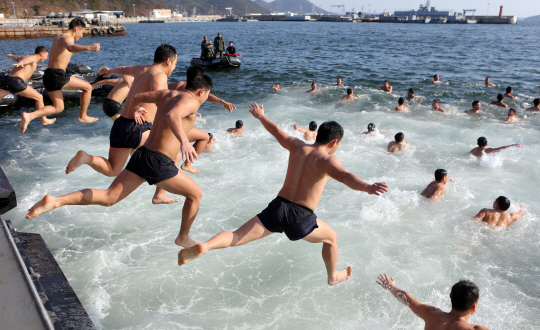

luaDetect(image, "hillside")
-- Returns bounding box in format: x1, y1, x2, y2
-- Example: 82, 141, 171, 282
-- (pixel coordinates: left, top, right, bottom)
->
162, 0, 269, 16
253, 0, 328, 15
524, 15, 540, 21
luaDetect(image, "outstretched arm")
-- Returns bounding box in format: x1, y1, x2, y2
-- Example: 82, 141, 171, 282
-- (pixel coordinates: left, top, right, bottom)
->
133, 90, 164, 106
510, 205, 526, 223
376, 274, 438, 321
486, 144, 522, 153
325, 156, 388, 195
248, 103, 300, 150
207, 94, 236, 112
7, 54, 23, 62
61, 36, 100, 53
11, 54, 37, 67
294, 123, 309, 133
91, 78, 123, 88
99, 65, 146, 76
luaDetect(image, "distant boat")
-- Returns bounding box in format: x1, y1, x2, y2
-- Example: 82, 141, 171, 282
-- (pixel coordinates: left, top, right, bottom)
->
190, 55, 241, 69
139, 20, 165, 23
242, 18, 258, 22
216, 16, 242, 22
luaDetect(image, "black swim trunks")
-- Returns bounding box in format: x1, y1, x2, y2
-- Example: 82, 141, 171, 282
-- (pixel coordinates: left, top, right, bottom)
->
103, 98, 122, 118
258, 196, 319, 241
43, 68, 70, 92
109, 116, 153, 149
0, 75, 27, 94
125, 146, 178, 185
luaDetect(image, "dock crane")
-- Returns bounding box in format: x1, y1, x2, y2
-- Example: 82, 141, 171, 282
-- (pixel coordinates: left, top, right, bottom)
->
330, 4, 345, 15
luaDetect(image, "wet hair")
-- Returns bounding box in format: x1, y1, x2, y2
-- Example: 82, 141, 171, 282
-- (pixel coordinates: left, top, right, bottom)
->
506, 86, 513, 93
434, 169, 447, 182
229, 41, 233, 45
497, 93, 503, 101
496, 196, 511, 211
398, 97, 405, 105
69, 17, 86, 30
508, 108, 516, 114
450, 280, 479, 312
311, 82, 316, 87
534, 98, 539, 106
185, 73, 213, 91
408, 88, 414, 94
477, 136, 487, 147
315, 121, 344, 144
276, 83, 281, 86
309, 121, 317, 131
347, 88, 353, 95
433, 74, 438, 79
235, 120, 243, 129
472, 100, 480, 108
485, 76, 490, 80
186, 65, 204, 82
384, 80, 389, 83
395, 132, 404, 143
433, 98, 440, 104
154, 44, 177, 64
35, 46, 48, 54
367, 123, 375, 132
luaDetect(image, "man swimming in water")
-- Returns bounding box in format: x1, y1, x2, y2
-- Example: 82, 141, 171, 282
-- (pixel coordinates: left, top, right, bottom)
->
484, 77, 495, 87
226, 120, 244, 135
19, 18, 100, 130
501, 108, 519, 123
421, 169, 450, 201
490, 94, 508, 108
431, 99, 446, 112
464, 101, 483, 115
377, 274, 491, 330
362, 123, 377, 135
503, 86, 515, 99
395, 97, 409, 112
525, 98, 540, 111
336, 77, 345, 87
407, 89, 424, 103
293, 121, 317, 141
387, 132, 406, 153
469, 136, 521, 158
27, 73, 215, 249
178, 106, 388, 285
381, 80, 393, 92
306, 82, 318, 93
1, 47, 56, 133
271, 83, 281, 91
91, 75, 134, 121
474, 196, 525, 227
65, 44, 178, 204
342, 88, 358, 101
432, 74, 441, 84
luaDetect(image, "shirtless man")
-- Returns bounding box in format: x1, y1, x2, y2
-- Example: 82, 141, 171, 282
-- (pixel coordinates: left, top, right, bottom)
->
293, 121, 317, 141
474, 196, 525, 227
178, 107, 388, 285
503, 86, 515, 99
431, 99, 446, 112
407, 89, 424, 103
464, 101, 483, 115
362, 123, 377, 135
387, 132, 406, 153
432, 74, 441, 84
490, 94, 508, 108
469, 136, 521, 158
1, 47, 55, 133
342, 88, 358, 101
26, 74, 215, 249
381, 80, 393, 92
306, 82, 318, 93
421, 169, 450, 201
484, 77, 495, 87
501, 108, 519, 123
20, 18, 100, 128
525, 98, 540, 111
336, 77, 344, 87
91, 74, 134, 121
377, 275, 491, 330
65, 44, 178, 204
271, 83, 281, 91
226, 120, 244, 135
395, 97, 409, 112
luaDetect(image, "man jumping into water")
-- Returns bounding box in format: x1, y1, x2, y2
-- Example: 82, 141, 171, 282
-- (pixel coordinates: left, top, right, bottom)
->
178, 104, 388, 286
474, 196, 525, 227
20, 18, 100, 132
91, 74, 134, 121
1, 47, 56, 133
377, 274, 491, 329
469, 136, 521, 158
293, 121, 317, 141
27, 73, 215, 249
421, 169, 450, 201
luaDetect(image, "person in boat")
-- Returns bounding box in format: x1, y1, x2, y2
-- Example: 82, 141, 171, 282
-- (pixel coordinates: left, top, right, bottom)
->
464, 101, 483, 115
178, 108, 388, 286
377, 275, 491, 330
474, 196, 525, 227
1, 46, 56, 133
469, 136, 521, 158
213, 33, 225, 59
226, 120, 244, 136
407, 88, 423, 103
503, 86, 515, 99
91, 75, 134, 121
395, 97, 409, 112
27, 74, 215, 251
293, 121, 317, 141
431, 99, 446, 112
200, 36, 213, 60
432, 74, 441, 84
19, 18, 100, 131
336, 77, 345, 87
485, 77, 495, 87
226, 41, 236, 56
490, 94, 508, 108
501, 108, 519, 123
421, 169, 450, 201
271, 83, 281, 91
342, 88, 358, 101
381, 80, 392, 92
525, 98, 540, 111
388, 132, 406, 153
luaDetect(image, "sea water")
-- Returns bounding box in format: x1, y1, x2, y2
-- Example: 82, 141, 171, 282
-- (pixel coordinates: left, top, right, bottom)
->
1, 22, 540, 329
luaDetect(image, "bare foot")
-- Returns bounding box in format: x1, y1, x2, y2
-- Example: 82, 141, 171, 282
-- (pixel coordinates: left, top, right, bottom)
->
41, 116, 56, 126
180, 162, 200, 174
66, 150, 91, 174
175, 235, 196, 248
20, 112, 32, 133
26, 195, 57, 219
152, 194, 180, 205
178, 242, 207, 265
328, 266, 353, 286
78, 116, 99, 123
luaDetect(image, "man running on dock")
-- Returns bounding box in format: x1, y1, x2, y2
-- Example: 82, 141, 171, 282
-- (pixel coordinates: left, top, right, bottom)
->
178, 104, 388, 286
27, 74, 215, 249
20, 18, 100, 130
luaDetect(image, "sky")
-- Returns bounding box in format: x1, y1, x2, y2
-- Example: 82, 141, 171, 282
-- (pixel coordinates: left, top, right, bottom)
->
266, 0, 540, 18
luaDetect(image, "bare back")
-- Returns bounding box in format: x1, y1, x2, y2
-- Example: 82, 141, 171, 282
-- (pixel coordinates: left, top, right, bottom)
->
421, 181, 445, 200
388, 142, 405, 153
423, 308, 487, 330
48, 33, 74, 70
475, 209, 514, 227
122, 66, 167, 122
8, 55, 38, 81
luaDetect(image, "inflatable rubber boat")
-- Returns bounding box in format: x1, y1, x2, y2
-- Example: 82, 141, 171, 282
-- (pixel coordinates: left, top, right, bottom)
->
190, 55, 241, 69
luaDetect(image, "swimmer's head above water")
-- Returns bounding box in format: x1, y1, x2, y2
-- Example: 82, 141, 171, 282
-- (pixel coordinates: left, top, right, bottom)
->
497, 93, 504, 101
347, 88, 353, 95
394, 132, 404, 143
450, 280, 479, 312
434, 169, 447, 182
506, 86, 513, 94
367, 123, 375, 132
494, 196, 511, 211
534, 99, 540, 106
472, 100, 481, 110
407, 88, 415, 97
508, 108, 517, 116
477, 136, 487, 147
309, 121, 317, 131
235, 120, 243, 129
398, 97, 405, 105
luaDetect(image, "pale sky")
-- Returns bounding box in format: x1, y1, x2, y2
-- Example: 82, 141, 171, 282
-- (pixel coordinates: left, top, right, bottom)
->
296, 0, 540, 18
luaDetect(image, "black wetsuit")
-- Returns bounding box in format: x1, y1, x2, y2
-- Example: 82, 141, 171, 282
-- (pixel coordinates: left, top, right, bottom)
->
0, 74, 27, 94
125, 146, 178, 185
103, 98, 122, 118
109, 116, 153, 149
43, 68, 70, 92
226, 46, 236, 56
